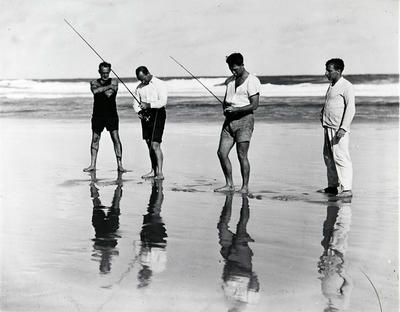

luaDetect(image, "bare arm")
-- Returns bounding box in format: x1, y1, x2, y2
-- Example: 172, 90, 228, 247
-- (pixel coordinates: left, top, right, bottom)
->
90, 79, 117, 96
104, 79, 118, 97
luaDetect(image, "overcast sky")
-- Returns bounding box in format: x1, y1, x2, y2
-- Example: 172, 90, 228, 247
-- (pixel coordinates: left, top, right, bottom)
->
1, 0, 398, 79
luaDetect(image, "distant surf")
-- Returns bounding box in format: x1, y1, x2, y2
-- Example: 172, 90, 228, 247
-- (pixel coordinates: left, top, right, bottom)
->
0, 74, 398, 99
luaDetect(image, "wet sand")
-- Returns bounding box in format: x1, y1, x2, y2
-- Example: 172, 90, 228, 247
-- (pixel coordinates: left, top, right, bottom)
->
0, 118, 398, 311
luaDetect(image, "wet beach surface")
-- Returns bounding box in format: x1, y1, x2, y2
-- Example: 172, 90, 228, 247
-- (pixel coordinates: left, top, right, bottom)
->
1, 119, 398, 311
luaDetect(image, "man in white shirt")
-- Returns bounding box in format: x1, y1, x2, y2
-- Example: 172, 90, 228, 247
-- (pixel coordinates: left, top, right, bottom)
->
320, 58, 355, 198
133, 66, 167, 180
215, 53, 261, 194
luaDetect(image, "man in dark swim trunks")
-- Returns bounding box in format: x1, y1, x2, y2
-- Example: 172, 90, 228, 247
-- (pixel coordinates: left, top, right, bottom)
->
133, 66, 167, 180
84, 62, 126, 172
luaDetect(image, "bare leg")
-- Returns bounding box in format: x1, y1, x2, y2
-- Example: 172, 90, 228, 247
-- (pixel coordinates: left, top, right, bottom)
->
84, 131, 101, 172
237, 141, 250, 194
214, 134, 235, 192
110, 130, 126, 172
151, 141, 164, 180
142, 139, 156, 178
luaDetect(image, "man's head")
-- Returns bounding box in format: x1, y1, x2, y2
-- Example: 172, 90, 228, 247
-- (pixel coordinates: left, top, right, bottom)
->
226, 53, 245, 77
136, 66, 152, 85
98, 62, 111, 81
325, 58, 344, 82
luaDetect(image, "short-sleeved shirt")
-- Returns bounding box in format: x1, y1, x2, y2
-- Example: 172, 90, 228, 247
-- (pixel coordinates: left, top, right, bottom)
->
225, 74, 261, 108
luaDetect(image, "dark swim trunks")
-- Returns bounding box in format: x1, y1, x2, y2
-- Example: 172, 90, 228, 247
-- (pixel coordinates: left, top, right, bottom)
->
91, 117, 119, 133
141, 107, 166, 143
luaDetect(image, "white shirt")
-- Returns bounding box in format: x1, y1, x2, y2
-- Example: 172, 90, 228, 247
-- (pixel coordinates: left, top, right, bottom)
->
133, 76, 168, 112
225, 74, 261, 108
322, 77, 355, 132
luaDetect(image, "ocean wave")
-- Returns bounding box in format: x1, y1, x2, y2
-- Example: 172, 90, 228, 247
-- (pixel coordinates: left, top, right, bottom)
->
0, 77, 398, 99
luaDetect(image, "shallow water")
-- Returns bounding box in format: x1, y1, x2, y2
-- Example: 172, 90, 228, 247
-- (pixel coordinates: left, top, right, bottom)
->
1, 119, 398, 311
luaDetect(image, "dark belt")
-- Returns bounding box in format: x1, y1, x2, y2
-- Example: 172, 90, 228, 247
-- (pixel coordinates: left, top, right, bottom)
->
224, 110, 253, 121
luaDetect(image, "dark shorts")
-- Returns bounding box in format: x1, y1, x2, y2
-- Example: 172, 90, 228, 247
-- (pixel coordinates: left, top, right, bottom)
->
91, 116, 119, 133
141, 107, 166, 143
221, 113, 254, 143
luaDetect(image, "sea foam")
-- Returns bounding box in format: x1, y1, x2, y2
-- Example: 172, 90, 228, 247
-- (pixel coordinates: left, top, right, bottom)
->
0, 77, 398, 99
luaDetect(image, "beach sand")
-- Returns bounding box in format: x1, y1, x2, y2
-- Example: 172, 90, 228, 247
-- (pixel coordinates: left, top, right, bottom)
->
0, 118, 398, 311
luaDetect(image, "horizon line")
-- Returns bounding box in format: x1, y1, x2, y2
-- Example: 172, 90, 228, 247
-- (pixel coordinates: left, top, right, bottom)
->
1, 73, 399, 81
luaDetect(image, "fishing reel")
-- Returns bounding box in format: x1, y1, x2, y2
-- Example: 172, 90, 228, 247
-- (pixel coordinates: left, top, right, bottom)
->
138, 109, 151, 122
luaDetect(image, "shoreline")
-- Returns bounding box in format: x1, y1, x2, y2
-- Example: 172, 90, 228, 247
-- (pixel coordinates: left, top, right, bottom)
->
1, 118, 398, 312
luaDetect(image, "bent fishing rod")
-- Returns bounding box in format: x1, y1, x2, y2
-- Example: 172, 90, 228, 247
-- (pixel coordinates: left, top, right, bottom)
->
64, 19, 140, 104
169, 56, 223, 104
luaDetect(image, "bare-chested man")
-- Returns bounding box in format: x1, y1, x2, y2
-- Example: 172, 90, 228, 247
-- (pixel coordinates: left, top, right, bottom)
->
84, 62, 126, 172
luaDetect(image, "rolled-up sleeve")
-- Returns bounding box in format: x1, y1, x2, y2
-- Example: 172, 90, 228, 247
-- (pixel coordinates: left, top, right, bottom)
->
150, 79, 168, 109
133, 88, 141, 113
340, 83, 355, 132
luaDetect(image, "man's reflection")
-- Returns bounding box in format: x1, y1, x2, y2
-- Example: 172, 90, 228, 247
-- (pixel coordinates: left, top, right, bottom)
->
217, 195, 260, 311
90, 171, 122, 274
318, 198, 353, 311
137, 180, 167, 288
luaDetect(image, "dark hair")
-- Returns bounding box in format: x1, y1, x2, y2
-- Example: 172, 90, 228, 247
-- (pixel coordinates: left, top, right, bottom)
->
136, 66, 150, 76
325, 58, 345, 72
99, 62, 111, 70
226, 53, 244, 67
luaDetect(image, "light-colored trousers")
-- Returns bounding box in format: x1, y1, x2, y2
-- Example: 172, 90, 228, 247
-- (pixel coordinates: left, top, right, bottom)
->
323, 127, 353, 190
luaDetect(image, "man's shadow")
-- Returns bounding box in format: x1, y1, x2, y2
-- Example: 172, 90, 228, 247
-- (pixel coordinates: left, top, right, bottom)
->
217, 195, 260, 312
318, 198, 353, 311
137, 180, 167, 288
90, 171, 123, 274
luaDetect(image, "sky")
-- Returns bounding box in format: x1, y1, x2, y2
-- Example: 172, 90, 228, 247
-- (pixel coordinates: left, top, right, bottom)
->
1, 0, 398, 79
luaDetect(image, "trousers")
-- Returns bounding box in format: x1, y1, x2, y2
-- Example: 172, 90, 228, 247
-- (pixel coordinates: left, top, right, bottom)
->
323, 127, 353, 190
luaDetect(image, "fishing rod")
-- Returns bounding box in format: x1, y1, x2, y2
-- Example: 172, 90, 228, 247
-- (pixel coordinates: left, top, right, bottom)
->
169, 56, 223, 104
64, 19, 140, 104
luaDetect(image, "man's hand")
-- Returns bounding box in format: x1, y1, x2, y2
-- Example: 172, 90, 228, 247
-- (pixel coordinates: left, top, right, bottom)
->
333, 128, 346, 144
140, 101, 151, 110
224, 106, 238, 115
104, 86, 114, 97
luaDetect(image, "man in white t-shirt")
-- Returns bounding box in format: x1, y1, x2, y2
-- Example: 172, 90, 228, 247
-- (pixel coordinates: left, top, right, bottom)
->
215, 53, 261, 194
319, 58, 355, 198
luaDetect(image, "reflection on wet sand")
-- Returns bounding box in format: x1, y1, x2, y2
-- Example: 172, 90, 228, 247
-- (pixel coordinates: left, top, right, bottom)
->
90, 171, 123, 274
137, 180, 167, 288
318, 198, 353, 311
217, 195, 260, 311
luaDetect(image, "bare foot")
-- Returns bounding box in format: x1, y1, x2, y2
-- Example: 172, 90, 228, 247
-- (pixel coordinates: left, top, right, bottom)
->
141, 170, 155, 179
214, 185, 235, 193
117, 166, 128, 173
154, 174, 164, 180
83, 165, 96, 172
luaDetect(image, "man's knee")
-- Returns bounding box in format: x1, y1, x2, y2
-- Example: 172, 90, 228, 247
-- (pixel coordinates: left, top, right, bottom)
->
151, 141, 160, 150
92, 134, 101, 144
110, 130, 120, 141
217, 148, 229, 160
